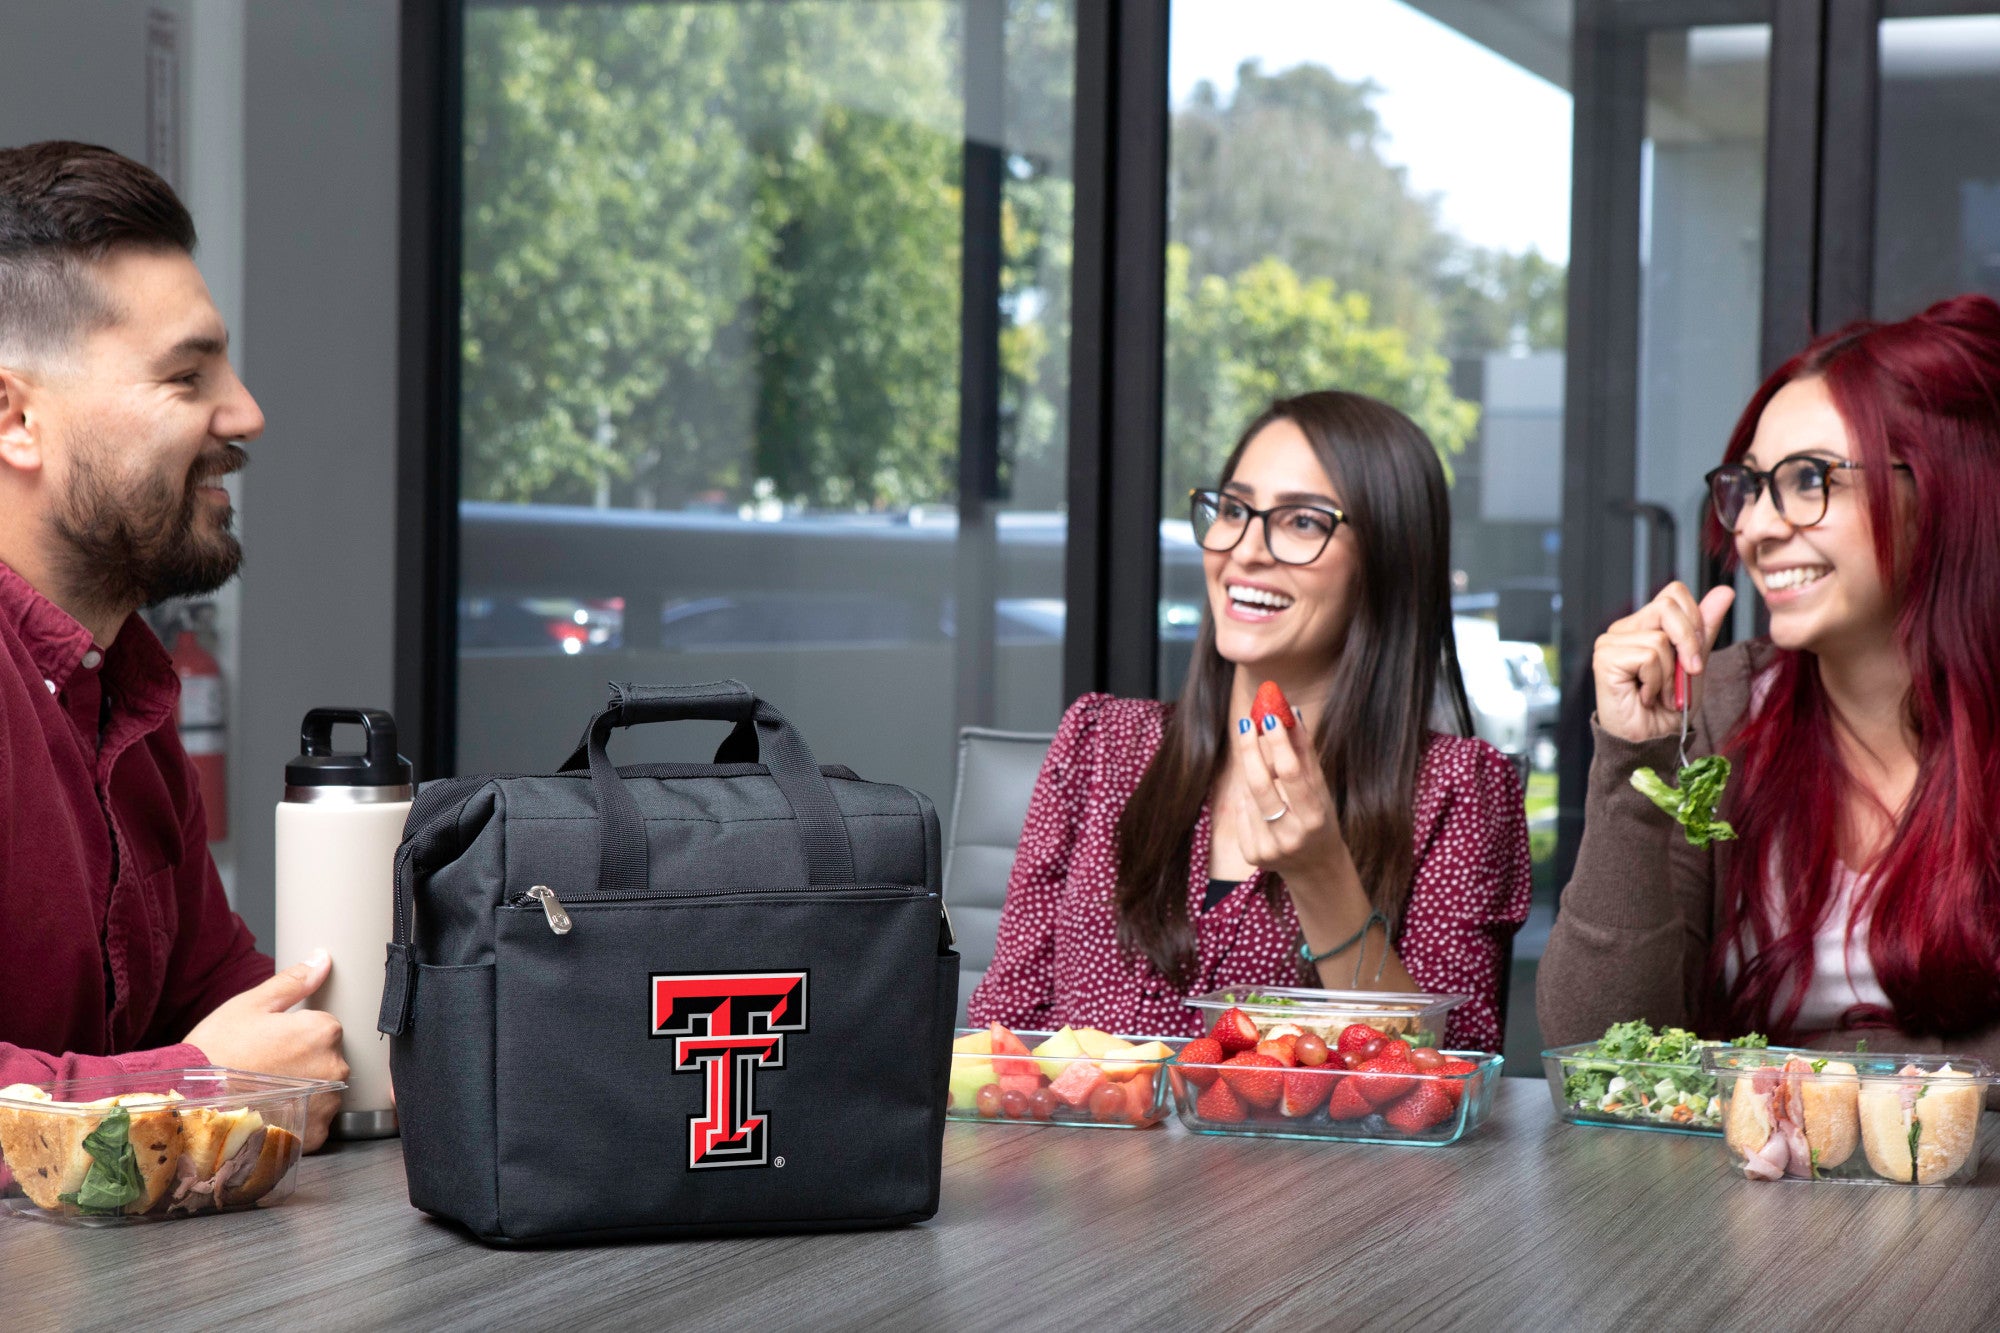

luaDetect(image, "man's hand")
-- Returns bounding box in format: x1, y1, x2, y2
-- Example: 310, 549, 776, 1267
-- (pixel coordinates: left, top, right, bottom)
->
184, 951, 348, 1151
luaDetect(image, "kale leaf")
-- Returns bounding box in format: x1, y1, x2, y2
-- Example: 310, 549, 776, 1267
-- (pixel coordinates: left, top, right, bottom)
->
55, 1106, 144, 1215
1631, 755, 1738, 848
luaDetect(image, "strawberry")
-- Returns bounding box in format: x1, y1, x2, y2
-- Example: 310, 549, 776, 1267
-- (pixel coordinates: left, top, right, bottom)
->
1325, 1076, 1372, 1121
1375, 1039, 1414, 1066
1336, 1023, 1383, 1057
1195, 1077, 1247, 1123
1435, 1057, 1480, 1108
1252, 680, 1297, 731
1220, 1052, 1285, 1109
1384, 1082, 1456, 1132
1278, 1066, 1333, 1117
1255, 1035, 1298, 1067
1262, 1023, 1305, 1041
1176, 1037, 1225, 1089
1210, 1007, 1261, 1054
1354, 1055, 1417, 1107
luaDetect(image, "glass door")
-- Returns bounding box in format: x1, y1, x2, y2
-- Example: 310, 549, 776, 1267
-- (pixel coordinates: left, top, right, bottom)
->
447, 1, 1077, 822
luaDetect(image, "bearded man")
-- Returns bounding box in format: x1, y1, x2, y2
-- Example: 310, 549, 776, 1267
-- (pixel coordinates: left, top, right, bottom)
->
0, 142, 344, 1148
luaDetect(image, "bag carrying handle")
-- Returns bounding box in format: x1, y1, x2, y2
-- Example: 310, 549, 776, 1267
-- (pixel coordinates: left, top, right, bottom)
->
559, 680, 857, 894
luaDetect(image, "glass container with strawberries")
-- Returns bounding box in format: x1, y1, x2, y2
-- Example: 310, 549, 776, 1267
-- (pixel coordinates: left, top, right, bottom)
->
1167, 1002, 1501, 1145
1183, 986, 1469, 1053
948, 1024, 1183, 1128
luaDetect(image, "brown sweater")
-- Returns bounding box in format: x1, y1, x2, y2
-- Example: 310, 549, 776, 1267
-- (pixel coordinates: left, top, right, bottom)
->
1536, 639, 2000, 1087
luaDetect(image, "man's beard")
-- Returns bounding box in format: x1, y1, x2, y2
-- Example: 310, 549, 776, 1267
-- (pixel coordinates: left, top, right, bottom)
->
50, 440, 247, 612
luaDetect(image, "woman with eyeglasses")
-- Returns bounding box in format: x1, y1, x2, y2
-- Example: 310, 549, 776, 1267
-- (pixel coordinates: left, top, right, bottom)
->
1540, 295, 2000, 1068
967, 391, 1532, 1051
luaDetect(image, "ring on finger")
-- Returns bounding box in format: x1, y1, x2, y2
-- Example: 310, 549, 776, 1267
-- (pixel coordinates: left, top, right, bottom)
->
1262, 804, 1290, 823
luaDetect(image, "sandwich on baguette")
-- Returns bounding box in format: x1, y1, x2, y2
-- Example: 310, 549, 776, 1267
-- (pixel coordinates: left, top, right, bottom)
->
1858, 1064, 1981, 1184
1722, 1055, 1860, 1180
0, 1085, 299, 1216
0, 1087, 186, 1213
168, 1107, 301, 1214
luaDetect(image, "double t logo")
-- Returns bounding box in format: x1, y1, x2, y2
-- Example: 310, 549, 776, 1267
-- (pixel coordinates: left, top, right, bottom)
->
649, 971, 809, 1170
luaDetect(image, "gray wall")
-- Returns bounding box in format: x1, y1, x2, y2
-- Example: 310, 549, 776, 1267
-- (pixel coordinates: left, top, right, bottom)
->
237, 2, 401, 950
1, 3, 403, 955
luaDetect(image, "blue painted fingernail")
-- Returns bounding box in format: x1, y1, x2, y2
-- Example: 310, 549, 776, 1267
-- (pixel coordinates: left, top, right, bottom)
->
1263, 714, 1278, 732
1238, 718, 1251, 735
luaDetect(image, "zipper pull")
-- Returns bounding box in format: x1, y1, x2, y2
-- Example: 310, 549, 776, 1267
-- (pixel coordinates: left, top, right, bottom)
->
524, 885, 572, 935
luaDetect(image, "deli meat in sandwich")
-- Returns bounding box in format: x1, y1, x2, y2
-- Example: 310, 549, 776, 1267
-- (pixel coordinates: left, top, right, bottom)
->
1723, 1055, 1860, 1180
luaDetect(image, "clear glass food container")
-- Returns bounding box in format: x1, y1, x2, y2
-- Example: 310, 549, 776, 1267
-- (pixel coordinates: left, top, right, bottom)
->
0, 1067, 344, 1226
947, 1027, 1183, 1128
1702, 1049, 1997, 1186
1540, 1041, 1801, 1136
1167, 1048, 1502, 1145
1182, 986, 1468, 1052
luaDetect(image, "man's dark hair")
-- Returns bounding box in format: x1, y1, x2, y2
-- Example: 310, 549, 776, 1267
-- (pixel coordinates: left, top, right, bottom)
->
0, 141, 196, 363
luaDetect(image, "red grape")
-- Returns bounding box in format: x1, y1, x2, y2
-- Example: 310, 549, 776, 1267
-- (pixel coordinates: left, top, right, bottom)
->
975, 1084, 1003, 1118
1088, 1084, 1128, 1121
1410, 1047, 1444, 1071
1361, 1036, 1386, 1058
1294, 1033, 1329, 1066
1028, 1087, 1059, 1121
1000, 1089, 1029, 1119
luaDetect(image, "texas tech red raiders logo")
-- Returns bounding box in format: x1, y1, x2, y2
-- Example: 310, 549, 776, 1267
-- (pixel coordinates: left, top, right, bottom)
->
650, 971, 808, 1170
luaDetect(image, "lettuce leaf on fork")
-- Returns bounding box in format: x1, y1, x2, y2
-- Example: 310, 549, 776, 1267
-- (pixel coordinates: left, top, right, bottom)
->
1631, 755, 1737, 849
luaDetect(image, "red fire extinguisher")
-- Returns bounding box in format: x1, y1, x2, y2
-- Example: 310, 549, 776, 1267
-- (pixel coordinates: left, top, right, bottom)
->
171, 618, 228, 842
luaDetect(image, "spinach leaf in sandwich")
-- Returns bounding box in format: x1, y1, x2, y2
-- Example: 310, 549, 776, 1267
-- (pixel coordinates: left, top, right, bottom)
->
56, 1106, 145, 1215
1631, 755, 1738, 849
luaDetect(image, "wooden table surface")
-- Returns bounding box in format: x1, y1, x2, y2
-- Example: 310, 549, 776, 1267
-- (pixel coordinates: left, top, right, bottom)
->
5, 1078, 1997, 1332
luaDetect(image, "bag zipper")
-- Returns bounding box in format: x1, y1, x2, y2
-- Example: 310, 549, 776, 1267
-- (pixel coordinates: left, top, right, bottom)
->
506, 883, 940, 937
523, 885, 572, 934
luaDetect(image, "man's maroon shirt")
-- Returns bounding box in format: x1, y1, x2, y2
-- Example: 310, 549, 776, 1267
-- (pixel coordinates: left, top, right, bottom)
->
0, 560, 271, 1087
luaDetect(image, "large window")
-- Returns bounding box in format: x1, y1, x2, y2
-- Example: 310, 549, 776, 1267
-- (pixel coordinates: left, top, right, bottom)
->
1874, 13, 2000, 316
1634, 25, 1770, 641
452, 1, 1075, 815
1159, 0, 1572, 1057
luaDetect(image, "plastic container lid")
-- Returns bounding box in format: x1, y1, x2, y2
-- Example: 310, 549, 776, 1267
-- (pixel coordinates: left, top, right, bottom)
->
1183, 986, 1467, 1040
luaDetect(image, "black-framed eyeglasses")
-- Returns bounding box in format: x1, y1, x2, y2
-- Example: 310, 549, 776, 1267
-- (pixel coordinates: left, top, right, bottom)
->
1188, 488, 1346, 565
1703, 454, 1912, 532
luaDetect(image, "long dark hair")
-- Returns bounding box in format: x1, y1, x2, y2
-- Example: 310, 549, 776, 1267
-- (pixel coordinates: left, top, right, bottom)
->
1702, 294, 2000, 1039
1114, 391, 1473, 987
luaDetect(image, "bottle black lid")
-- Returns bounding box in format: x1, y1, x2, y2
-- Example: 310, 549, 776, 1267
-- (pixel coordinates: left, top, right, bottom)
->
286, 707, 414, 787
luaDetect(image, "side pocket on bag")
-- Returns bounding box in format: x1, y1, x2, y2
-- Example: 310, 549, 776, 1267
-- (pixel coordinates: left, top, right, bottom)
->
393, 963, 499, 1238
923, 948, 961, 1220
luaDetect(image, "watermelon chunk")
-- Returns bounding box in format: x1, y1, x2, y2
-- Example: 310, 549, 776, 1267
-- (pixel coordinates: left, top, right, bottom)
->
988, 1023, 1037, 1080
1048, 1059, 1109, 1108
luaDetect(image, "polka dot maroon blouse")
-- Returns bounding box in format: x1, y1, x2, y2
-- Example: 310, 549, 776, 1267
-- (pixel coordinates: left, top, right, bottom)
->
965, 693, 1533, 1052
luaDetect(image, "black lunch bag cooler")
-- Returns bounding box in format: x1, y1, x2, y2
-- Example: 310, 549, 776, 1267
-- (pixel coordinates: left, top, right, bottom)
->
377, 681, 958, 1244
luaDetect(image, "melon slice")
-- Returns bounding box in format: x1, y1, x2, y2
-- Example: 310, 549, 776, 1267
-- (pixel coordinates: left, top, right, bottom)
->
1102, 1039, 1172, 1082
1031, 1027, 1087, 1081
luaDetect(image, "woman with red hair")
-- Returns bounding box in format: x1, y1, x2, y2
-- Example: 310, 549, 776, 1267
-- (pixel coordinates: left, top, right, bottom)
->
1540, 294, 2000, 1064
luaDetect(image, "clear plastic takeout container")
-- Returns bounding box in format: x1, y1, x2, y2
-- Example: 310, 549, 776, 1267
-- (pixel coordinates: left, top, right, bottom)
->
1540, 1041, 1808, 1136
1702, 1048, 1997, 1186
0, 1067, 344, 1225
948, 1027, 1183, 1128
1183, 986, 1468, 1051
1167, 1048, 1502, 1146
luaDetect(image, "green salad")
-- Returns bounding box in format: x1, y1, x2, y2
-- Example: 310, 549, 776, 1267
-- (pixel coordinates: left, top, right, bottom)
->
1558, 1020, 1768, 1131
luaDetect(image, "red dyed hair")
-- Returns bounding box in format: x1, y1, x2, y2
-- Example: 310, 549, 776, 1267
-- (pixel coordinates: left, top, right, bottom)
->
1701, 294, 2000, 1040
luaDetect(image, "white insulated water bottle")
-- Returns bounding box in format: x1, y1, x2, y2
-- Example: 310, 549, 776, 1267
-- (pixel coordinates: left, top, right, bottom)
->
275, 707, 412, 1139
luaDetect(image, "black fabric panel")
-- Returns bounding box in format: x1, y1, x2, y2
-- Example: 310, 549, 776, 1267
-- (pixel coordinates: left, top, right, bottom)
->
392, 964, 499, 1237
